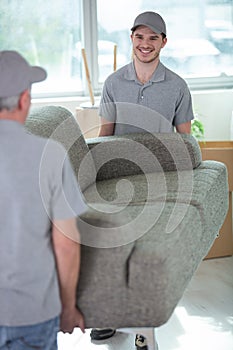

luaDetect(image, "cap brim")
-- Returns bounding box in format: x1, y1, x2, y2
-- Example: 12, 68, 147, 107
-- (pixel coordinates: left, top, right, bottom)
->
30, 66, 47, 84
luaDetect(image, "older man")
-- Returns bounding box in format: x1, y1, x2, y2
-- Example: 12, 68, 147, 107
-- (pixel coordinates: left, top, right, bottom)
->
0, 51, 87, 349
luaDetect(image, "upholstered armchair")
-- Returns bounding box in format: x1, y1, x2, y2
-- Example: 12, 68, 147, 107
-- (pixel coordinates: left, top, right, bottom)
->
26, 106, 228, 349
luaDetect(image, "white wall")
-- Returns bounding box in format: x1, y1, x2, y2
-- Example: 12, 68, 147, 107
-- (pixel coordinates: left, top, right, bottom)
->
192, 89, 233, 141
32, 89, 233, 141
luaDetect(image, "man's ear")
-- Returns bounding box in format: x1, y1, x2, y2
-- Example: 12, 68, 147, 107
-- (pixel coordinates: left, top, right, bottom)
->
18, 90, 30, 110
162, 37, 167, 48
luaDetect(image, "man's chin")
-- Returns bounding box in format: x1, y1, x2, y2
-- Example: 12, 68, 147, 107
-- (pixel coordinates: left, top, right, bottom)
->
135, 55, 159, 64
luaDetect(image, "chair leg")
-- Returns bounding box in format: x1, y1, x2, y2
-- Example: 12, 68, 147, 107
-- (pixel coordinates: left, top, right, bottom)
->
118, 327, 159, 350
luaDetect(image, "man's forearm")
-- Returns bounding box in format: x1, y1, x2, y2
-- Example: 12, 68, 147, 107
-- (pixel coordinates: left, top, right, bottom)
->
176, 121, 191, 134
98, 116, 114, 136
52, 219, 81, 310
56, 239, 80, 311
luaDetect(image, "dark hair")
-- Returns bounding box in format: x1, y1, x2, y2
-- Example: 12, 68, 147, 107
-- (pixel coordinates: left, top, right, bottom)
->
131, 28, 166, 39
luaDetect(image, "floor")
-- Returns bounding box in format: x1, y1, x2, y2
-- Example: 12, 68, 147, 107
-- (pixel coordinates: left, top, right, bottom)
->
58, 256, 233, 350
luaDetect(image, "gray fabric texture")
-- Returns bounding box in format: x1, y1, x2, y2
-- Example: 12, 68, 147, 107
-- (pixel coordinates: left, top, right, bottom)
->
77, 203, 203, 328
26, 106, 228, 329
26, 106, 96, 191
79, 161, 228, 328
87, 132, 201, 182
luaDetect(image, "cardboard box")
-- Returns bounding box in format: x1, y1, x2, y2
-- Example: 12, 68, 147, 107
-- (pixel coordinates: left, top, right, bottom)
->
199, 141, 233, 191
75, 107, 100, 139
205, 192, 233, 259
199, 141, 233, 259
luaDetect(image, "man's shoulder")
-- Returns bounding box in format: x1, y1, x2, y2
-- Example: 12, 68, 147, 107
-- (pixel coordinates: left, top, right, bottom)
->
161, 62, 188, 87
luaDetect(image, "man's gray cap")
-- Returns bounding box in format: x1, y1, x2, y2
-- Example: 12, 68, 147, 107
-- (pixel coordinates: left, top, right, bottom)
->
131, 11, 166, 36
0, 50, 47, 98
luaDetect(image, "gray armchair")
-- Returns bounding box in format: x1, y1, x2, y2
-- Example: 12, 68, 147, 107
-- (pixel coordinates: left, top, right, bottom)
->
26, 106, 228, 349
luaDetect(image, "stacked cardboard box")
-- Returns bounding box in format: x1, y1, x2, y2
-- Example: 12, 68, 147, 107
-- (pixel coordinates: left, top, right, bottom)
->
199, 141, 233, 259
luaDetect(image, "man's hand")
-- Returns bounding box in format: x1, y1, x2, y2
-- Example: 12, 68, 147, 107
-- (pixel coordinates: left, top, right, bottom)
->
60, 306, 85, 334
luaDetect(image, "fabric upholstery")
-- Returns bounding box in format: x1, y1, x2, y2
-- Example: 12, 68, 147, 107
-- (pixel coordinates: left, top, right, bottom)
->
27, 105, 228, 329
26, 106, 95, 191
86, 132, 202, 182
79, 156, 228, 328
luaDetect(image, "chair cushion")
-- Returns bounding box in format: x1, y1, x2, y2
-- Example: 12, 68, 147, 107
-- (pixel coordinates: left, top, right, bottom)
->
83, 159, 228, 245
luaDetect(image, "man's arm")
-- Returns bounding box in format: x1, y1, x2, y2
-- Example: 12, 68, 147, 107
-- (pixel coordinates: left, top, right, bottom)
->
176, 121, 191, 134
98, 116, 114, 136
52, 217, 85, 334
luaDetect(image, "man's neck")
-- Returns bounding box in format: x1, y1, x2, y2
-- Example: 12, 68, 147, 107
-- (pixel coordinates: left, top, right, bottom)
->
0, 110, 25, 124
133, 57, 160, 84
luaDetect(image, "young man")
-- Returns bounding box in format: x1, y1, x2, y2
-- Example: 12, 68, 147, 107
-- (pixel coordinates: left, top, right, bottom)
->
0, 51, 87, 349
98, 11, 194, 137
95, 11, 194, 350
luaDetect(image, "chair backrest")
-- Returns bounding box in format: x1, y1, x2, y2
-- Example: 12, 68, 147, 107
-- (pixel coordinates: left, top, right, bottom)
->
87, 132, 202, 182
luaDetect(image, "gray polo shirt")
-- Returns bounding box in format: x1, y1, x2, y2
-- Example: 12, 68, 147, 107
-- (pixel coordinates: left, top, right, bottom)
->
99, 61, 194, 135
0, 120, 87, 326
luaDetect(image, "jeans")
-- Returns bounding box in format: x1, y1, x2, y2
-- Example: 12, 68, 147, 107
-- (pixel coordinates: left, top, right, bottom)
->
0, 316, 59, 350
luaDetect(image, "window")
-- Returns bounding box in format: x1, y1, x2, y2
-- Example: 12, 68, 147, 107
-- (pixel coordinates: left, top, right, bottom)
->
97, 0, 233, 90
0, 0, 233, 97
0, 0, 82, 96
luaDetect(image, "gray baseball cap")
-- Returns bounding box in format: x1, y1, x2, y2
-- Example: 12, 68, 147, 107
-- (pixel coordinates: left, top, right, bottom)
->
131, 11, 166, 36
0, 50, 47, 98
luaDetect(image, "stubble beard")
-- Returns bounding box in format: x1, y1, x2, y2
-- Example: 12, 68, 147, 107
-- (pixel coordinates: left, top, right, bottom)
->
134, 48, 160, 64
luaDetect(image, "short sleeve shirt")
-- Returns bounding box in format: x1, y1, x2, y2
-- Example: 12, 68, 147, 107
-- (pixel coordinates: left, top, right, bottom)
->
99, 61, 194, 135
0, 120, 87, 326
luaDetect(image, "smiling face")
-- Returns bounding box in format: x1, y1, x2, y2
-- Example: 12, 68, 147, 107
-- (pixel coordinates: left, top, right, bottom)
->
131, 25, 167, 64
